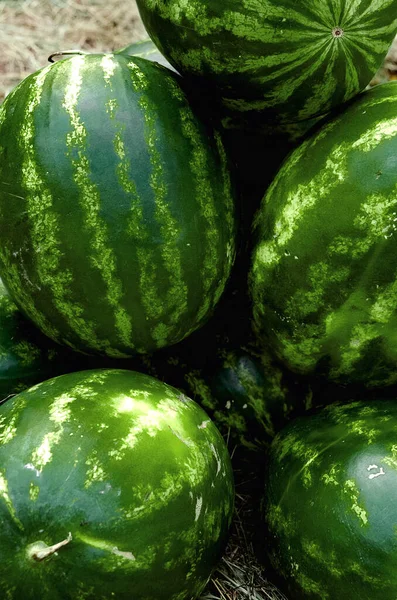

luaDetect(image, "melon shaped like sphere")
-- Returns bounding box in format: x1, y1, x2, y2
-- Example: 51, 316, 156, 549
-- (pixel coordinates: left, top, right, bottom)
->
0, 368, 234, 600
264, 399, 397, 599
135, 0, 397, 124
0, 53, 236, 357
250, 81, 397, 388
181, 349, 309, 450
115, 39, 178, 73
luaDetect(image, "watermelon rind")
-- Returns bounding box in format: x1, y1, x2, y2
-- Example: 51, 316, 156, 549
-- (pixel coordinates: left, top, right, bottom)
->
250, 81, 397, 388
0, 368, 234, 599
264, 398, 397, 599
135, 0, 397, 124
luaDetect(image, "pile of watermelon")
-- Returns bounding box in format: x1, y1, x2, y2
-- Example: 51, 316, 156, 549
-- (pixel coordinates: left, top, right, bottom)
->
1, 1, 397, 598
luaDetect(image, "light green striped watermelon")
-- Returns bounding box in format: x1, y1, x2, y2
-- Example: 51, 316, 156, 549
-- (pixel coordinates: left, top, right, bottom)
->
250, 81, 397, 388
264, 398, 397, 599
183, 349, 309, 451
135, 0, 397, 124
0, 368, 234, 599
0, 53, 236, 358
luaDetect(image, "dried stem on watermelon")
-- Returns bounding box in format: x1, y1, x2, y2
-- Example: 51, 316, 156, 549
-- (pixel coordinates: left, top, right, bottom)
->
27, 532, 73, 562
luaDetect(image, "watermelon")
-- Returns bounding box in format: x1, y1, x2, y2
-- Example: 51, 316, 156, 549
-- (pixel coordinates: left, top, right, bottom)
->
183, 349, 311, 451
263, 398, 397, 599
135, 0, 397, 124
0, 277, 70, 400
0, 368, 234, 599
222, 114, 327, 234
250, 81, 397, 388
115, 39, 178, 73
0, 53, 236, 358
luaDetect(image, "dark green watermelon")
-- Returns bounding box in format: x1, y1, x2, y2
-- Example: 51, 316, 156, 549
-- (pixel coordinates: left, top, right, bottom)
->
138, 317, 313, 450
0, 53, 237, 358
184, 349, 311, 450
264, 398, 397, 599
251, 81, 397, 388
0, 278, 71, 400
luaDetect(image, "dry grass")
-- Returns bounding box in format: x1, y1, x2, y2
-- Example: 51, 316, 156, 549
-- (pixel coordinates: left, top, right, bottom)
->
0, 0, 146, 101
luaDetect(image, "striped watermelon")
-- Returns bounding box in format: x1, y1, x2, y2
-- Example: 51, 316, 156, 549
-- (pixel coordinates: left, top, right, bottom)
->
0, 53, 236, 358
250, 81, 397, 388
0, 368, 234, 599
0, 278, 70, 400
135, 0, 397, 124
264, 398, 397, 599
145, 346, 296, 450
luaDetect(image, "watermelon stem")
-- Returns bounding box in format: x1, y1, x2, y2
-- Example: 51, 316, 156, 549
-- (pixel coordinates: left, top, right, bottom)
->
27, 532, 72, 562
332, 27, 344, 38
48, 51, 88, 63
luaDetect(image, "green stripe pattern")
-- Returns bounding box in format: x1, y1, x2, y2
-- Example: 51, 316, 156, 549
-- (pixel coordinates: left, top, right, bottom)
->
250, 81, 397, 388
0, 369, 234, 599
0, 54, 236, 357
136, 0, 397, 123
264, 398, 397, 600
